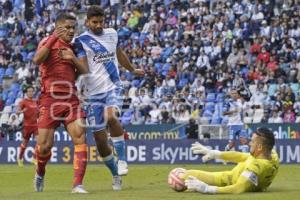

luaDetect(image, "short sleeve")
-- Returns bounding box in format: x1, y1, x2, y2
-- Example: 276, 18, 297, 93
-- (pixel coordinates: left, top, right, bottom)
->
73, 38, 87, 58
19, 100, 24, 110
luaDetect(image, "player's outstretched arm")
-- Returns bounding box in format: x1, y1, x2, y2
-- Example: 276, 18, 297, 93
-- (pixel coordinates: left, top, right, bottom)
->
116, 47, 145, 76
185, 174, 254, 194
191, 142, 249, 163
219, 151, 250, 163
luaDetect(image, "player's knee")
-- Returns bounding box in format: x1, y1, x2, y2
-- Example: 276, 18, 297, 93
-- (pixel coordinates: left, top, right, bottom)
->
38, 144, 52, 155
72, 133, 86, 145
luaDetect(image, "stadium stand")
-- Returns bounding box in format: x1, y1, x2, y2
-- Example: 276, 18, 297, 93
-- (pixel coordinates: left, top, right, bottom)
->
1, 0, 300, 127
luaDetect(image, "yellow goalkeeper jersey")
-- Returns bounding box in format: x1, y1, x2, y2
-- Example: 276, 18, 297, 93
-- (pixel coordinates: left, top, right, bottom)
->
223, 150, 279, 192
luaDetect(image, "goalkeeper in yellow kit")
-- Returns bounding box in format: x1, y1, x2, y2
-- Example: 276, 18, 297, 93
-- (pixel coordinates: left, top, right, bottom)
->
183, 127, 279, 194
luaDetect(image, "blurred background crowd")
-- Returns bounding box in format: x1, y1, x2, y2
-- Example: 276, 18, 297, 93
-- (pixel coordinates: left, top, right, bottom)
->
1, 0, 300, 131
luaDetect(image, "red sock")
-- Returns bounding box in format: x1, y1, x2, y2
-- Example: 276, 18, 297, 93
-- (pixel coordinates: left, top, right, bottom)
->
73, 144, 87, 187
35, 145, 51, 177
19, 144, 26, 160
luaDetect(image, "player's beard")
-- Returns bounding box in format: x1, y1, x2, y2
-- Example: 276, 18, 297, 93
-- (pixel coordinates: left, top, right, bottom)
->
92, 28, 103, 35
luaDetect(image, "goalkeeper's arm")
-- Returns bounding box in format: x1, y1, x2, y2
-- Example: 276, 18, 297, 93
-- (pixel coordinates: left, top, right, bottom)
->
185, 172, 255, 194
219, 151, 250, 163
191, 142, 250, 163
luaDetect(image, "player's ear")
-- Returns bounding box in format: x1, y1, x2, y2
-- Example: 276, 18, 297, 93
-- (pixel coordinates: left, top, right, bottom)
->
257, 142, 263, 152
84, 19, 88, 27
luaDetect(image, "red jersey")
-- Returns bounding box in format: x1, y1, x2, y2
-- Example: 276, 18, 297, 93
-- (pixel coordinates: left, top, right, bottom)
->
19, 98, 38, 127
38, 36, 77, 94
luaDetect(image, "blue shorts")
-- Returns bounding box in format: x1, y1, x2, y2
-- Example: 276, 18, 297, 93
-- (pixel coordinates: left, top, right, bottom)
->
228, 125, 244, 140
85, 87, 123, 132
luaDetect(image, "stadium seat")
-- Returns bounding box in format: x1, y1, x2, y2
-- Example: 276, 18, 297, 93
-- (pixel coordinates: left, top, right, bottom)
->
216, 93, 224, 102
4, 67, 14, 77
2, 89, 9, 101
10, 83, 20, 92
0, 68, 5, 76
121, 110, 133, 125
204, 102, 215, 112
211, 117, 221, 124
177, 78, 188, 90
5, 96, 15, 106
205, 93, 216, 102
202, 109, 213, 117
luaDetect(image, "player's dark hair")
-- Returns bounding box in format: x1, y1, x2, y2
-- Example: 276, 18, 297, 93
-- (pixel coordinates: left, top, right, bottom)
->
25, 85, 34, 92
55, 13, 76, 23
255, 127, 275, 152
87, 5, 104, 19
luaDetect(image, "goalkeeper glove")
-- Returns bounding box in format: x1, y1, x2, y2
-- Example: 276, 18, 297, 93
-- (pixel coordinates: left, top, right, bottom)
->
185, 176, 217, 194
191, 142, 221, 162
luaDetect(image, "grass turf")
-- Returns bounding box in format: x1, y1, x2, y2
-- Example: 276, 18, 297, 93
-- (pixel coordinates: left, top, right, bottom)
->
0, 164, 299, 200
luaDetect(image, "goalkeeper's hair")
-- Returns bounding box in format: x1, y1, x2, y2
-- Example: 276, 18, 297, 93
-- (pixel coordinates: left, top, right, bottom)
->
255, 127, 275, 152
87, 5, 104, 19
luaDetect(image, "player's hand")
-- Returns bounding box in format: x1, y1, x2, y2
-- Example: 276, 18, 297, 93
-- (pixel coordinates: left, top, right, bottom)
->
191, 142, 210, 155
132, 69, 145, 76
185, 176, 208, 193
54, 26, 66, 38
191, 142, 221, 162
58, 48, 75, 61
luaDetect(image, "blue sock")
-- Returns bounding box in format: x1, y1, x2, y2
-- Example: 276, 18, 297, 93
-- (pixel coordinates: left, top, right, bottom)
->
103, 154, 118, 176
112, 136, 126, 161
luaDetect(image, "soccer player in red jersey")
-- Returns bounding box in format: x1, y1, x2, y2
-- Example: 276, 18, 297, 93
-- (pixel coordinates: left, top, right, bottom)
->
32, 13, 89, 193
17, 86, 38, 167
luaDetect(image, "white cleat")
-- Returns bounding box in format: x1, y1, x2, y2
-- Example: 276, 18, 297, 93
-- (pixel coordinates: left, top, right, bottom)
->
34, 173, 44, 192
117, 160, 128, 176
71, 185, 88, 193
112, 176, 122, 191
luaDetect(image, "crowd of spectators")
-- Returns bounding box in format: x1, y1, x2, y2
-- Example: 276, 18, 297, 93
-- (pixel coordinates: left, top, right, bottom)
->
1, 0, 300, 129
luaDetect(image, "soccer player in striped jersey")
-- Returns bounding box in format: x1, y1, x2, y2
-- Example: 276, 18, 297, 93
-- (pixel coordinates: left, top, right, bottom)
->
74, 5, 144, 190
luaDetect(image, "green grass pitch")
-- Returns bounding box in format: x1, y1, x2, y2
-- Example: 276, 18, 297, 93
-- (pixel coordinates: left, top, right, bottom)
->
0, 164, 299, 200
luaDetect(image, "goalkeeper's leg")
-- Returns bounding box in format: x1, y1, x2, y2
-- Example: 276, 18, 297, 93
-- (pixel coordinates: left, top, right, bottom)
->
183, 170, 231, 186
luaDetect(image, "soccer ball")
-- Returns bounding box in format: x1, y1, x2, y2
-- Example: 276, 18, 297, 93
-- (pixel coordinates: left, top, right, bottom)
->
168, 168, 187, 192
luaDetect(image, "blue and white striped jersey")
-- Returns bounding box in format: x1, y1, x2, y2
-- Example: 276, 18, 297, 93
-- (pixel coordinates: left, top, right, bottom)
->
74, 28, 120, 96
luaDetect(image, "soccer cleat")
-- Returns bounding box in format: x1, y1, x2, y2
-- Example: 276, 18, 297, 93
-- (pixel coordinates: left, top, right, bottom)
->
117, 160, 128, 176
112, 176, 122, 191
17, 158, 24, 167
34, 173, 44, 192
71, 185, 88, 194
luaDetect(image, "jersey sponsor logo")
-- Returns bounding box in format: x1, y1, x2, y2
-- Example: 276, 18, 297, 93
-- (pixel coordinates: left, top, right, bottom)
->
241, 171, 258, 186
93, 52, 115, 64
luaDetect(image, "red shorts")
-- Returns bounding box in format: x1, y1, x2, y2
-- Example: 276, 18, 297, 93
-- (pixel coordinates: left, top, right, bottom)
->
38, 93, 85, 129
23, 126, 38, 140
